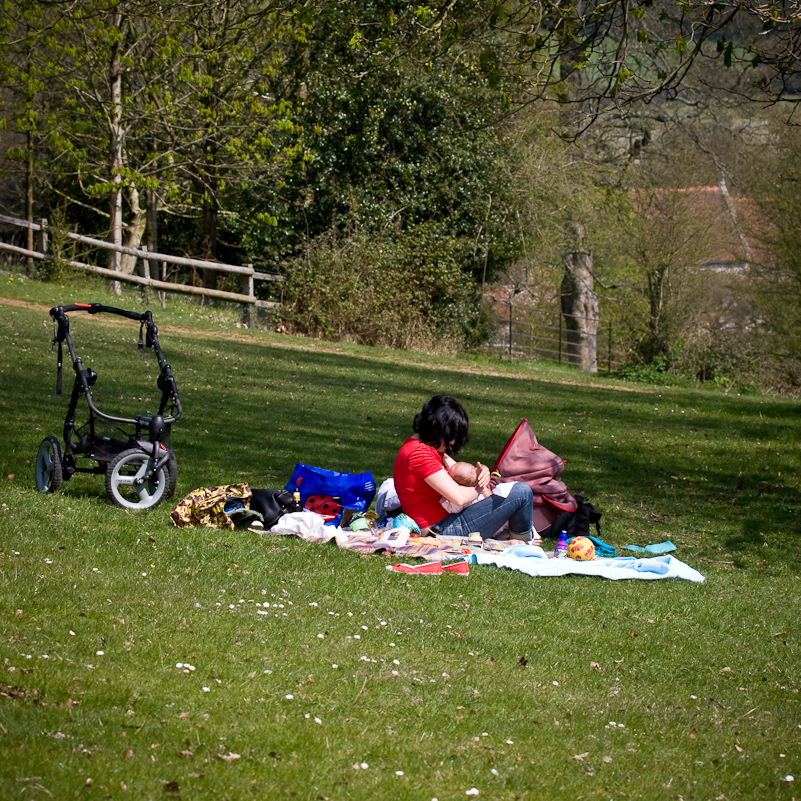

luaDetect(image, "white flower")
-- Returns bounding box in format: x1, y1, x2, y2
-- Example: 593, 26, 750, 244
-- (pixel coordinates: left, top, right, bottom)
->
391, 670, 399, 677
360, 762, 369, 770
354, 634, 361, 640
285, 694, 294, 700
141, 572, 147, 577
395, 770, 404, 776
331, 664, 338, 669
393, 659, 400, 665
69, 631, 76, 636
506, 739, 514, 745
202, 687, 210, 692
96, 650, 104, 656
309, 602, 318, 607
176, 662, 184, 669
361, 625, 368, 630
466, 788, 480, 796
314, 717, 322, 724
491, 769, 499, 776
317, 634, 324, 639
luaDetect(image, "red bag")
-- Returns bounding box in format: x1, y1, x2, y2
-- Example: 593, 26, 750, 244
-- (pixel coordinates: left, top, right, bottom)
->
492, 419, 577, 534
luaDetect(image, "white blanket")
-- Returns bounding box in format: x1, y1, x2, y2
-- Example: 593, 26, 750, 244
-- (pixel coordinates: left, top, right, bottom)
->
469, 544, 705, 582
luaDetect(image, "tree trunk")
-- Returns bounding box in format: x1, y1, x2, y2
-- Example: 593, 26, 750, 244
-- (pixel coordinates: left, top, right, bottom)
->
107, 10, 124, 294
642, 260, 669, 360
200, 197, 218, 288
718, 174, 753, 265
146, 187, 166, 307
120, 183, 147, 274
26, 129, 34, 276
561, 244, 599, 372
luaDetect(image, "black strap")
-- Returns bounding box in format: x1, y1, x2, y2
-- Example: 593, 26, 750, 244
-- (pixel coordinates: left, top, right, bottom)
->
56, 341, 63, 395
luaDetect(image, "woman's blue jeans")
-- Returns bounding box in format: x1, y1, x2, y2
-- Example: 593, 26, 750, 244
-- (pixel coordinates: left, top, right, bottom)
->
430, 481, 534, 540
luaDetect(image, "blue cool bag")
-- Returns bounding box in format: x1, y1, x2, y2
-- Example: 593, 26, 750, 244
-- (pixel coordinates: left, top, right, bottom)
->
284, 464, 376, 526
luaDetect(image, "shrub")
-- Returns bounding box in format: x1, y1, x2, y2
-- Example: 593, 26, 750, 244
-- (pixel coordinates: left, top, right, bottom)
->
279, 224, 484, 352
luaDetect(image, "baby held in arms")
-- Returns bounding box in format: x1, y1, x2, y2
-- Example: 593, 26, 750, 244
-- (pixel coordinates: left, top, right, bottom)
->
440, 461, 518, 515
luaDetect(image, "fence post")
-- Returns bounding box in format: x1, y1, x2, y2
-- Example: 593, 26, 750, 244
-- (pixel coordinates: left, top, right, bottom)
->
35, 218, 48, 256
508, 300, 513, 359
242, 264, 256, 329
558, 312, 563, 364
141, 245, 153, 306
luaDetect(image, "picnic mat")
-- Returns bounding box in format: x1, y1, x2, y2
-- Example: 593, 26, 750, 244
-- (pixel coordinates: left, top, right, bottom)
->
268, 513, 704, 581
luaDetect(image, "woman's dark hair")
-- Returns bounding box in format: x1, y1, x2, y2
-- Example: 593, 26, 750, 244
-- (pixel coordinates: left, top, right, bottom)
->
413, 395, 469, 455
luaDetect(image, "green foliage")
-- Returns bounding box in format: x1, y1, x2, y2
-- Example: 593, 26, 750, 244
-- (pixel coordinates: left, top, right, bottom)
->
280, 223, 486, 351
616, 354, 677, 386
246, 55, 512, 276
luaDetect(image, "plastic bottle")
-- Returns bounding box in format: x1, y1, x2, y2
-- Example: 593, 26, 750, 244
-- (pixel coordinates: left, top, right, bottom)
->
293, 487, 301, 511
554, 530, 569, 559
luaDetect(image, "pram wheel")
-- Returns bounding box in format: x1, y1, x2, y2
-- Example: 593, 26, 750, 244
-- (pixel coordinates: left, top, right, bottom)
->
105, 448, 169, 510
35, 436, 63, 493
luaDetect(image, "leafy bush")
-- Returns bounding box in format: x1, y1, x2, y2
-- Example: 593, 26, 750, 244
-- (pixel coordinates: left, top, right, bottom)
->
615, 354, 681, 385
279, 223, 485, 352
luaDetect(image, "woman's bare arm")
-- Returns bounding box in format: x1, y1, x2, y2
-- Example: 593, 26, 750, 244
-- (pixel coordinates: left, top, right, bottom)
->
424, 468, 484, 506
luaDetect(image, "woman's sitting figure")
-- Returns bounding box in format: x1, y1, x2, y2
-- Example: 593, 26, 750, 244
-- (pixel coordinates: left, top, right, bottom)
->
392, 395, 541, 545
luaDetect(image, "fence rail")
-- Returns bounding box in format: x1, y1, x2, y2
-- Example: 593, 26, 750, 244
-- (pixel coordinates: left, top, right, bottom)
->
0, 213, 282, 316
490, 306, 627, 373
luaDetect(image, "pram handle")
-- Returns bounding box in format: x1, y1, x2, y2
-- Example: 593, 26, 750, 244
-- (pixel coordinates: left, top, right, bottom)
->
51, 303, 145, 322
48, 303, 182, 425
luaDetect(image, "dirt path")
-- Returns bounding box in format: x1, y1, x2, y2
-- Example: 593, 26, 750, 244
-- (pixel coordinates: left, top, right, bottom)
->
1, 295, 652, 394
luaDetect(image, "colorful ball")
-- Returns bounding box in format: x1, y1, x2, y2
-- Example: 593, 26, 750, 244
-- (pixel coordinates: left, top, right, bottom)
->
568, 536, 595, 561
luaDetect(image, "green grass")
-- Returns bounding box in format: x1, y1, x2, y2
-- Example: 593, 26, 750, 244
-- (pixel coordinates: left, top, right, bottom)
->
1, 272, 800, 800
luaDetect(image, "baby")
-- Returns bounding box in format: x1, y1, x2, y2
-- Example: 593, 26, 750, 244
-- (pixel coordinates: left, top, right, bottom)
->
440, 461, 511, 514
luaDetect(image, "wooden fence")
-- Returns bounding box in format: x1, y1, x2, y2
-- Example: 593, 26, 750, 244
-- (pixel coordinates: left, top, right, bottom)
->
0, 213, 282, 321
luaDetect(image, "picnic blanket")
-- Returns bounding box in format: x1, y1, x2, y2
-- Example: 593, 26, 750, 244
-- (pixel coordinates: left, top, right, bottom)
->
468, 544, 705, 582
268, 513, 705, 581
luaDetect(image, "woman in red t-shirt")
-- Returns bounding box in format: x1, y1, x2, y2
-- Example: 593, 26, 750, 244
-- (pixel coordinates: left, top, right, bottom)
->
393, 395, 540, 544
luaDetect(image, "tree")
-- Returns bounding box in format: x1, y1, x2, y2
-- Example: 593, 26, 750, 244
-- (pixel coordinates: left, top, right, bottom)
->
0, 0, 71, 272
743, 115, 801, 391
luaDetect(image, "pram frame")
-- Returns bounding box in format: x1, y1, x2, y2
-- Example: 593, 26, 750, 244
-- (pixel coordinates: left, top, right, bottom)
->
36, 302, 183, 509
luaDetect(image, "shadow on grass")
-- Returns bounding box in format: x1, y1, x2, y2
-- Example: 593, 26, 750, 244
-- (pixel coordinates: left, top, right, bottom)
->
4, 304, 799, 565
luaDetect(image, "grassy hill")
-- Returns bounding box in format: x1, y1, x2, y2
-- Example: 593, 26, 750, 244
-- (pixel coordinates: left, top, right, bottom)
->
1, 274, 799, 800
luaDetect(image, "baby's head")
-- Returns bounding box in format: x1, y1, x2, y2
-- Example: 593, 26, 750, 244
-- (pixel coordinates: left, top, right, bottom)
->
449, 461, 478, 487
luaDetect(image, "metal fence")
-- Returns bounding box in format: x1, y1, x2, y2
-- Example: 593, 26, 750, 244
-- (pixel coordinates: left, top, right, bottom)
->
490, 306, 627, 373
